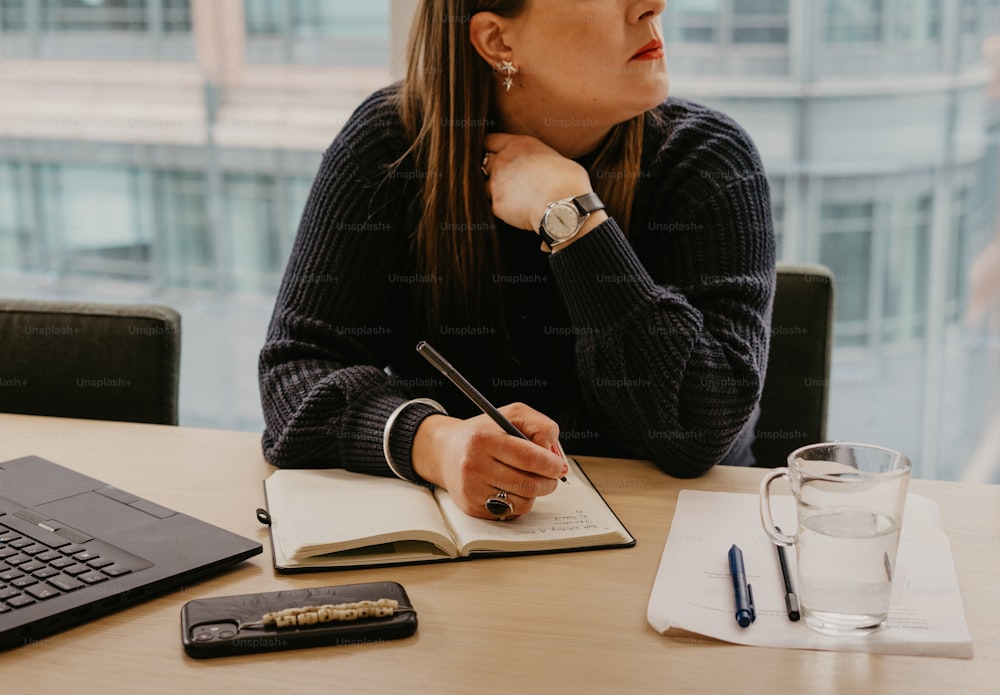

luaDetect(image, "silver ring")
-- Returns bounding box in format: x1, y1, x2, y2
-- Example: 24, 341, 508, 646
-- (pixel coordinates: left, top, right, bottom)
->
485, 489, 513, 521
481, 152, 491, 177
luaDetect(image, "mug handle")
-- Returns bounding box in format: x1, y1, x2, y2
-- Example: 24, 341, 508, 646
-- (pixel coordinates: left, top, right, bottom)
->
760, 468, 796, 546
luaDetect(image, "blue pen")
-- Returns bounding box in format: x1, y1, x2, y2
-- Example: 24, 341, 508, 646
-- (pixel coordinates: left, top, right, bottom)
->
728, 544, 755, 628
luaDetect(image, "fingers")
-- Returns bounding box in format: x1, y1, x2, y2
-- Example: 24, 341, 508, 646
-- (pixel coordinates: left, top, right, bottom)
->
447, 444, 546, 520
466, 427, 562, 494
497, 402, 569, 480
476, 486, 535, 521
497, 402, 561, 451
437, 404, 569, 519
483, 132, 523, 155
482, 403, 566, 484
483, 132, 550, 156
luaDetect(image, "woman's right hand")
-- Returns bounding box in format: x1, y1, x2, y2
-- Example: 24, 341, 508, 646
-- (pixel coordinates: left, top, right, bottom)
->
411, 402, 569, 519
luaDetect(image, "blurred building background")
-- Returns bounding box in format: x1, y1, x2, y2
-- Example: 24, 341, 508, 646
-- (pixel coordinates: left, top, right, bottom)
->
1, 0, 998, 482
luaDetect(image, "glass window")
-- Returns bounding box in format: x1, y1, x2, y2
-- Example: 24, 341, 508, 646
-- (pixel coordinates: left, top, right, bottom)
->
661, 0, 791, 75
0, 162, 29, 270
1, 1, 191, 33
949, 186, 972, 316
224, 173, 311, 293
882, 195, 932, 341
826, 0, 884, 43
1, 0, 192, 60
733, 0, 787, 10
820, 202, 875, 346
224, 174, 276, 292
244, 0, 285, 34
732, 24, 789, 44
664, 0, 721, 43
732, 0, 789, 44
35, 163, 151, 279
153, 169, 213, 288
0, 0, 27, 30
988, 0, 1000, 29
244, 0, 389, 65
245, 0, 389, 40
952, 169, 994, 320
292, 0, 386, 40
893, 0, 942, 42
161, 0, 191, 33
958, 0, 979, 35
40, 0, 149, 32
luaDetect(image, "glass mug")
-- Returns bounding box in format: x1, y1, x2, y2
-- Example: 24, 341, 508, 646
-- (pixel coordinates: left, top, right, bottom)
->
759, 442, 911, 636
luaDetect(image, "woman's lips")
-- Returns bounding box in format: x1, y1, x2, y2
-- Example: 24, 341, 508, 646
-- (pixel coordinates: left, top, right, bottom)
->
631, 39, 664, 61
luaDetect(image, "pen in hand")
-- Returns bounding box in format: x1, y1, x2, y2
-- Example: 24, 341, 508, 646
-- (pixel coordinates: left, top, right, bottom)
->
415, 341, 567, 483
728, 544, 755, 628
774, 527, 800, 621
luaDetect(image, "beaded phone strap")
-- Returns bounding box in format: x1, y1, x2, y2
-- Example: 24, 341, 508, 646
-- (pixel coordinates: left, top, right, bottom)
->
241, 598, 412, 630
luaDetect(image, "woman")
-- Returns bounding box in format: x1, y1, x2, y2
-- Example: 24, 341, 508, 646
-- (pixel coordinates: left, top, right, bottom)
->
258, 0, 775, 520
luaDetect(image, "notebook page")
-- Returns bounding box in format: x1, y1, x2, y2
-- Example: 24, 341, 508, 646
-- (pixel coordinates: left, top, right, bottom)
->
436, 458, 633, 554
265, 468, 457, 560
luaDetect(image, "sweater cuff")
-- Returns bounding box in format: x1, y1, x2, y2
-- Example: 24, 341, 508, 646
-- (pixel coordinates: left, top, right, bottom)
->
548, 219, 660, 329
386, 400, 442, 486
337, 393, 439, 485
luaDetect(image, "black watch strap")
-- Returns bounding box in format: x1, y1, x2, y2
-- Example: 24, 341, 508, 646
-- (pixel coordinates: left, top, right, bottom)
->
572, 192, 605, 215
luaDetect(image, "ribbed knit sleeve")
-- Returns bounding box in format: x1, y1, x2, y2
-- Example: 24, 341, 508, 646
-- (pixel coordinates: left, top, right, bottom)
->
549, 100, 775, 477
258, 87, 437, 481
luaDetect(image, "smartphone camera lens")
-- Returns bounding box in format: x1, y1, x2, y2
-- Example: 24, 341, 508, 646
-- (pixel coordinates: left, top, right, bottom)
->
191, 622, 239, 642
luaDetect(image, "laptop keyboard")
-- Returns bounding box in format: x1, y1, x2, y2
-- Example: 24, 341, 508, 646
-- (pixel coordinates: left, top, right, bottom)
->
0, 518, 147, 613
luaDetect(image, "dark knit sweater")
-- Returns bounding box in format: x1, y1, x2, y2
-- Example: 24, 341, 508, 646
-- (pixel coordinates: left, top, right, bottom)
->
259, 83, 775, 480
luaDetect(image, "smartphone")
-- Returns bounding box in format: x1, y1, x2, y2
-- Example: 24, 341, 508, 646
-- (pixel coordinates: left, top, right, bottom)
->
180, 580, 417, 658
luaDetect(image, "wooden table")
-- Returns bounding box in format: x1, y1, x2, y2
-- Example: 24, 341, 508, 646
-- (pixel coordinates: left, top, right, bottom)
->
1, 414, 997, 694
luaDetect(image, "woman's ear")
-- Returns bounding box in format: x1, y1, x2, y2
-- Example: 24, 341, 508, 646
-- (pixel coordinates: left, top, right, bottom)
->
468, 12, 515, 68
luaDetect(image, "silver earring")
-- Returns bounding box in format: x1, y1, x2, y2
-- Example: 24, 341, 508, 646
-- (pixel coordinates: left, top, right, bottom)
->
496, 60, 517, 92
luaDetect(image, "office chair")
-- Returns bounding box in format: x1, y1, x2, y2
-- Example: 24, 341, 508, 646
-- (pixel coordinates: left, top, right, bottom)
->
752, 263, 835, 468
0, 298, 181, 425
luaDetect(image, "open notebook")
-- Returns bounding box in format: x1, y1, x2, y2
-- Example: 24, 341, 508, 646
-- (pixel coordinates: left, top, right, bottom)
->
260, 458, 634, 572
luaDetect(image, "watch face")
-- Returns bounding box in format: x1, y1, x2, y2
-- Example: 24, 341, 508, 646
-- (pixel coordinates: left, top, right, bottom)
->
544, 202, 579, 241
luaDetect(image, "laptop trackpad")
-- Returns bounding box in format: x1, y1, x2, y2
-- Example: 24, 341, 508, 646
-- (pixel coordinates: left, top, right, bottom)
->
0, 455, 100, 507
36, 491, 164, 536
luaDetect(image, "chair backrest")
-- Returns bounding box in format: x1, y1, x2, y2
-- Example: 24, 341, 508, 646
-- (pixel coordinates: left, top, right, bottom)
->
752, 263, 835, 468
0, 298, 181, 425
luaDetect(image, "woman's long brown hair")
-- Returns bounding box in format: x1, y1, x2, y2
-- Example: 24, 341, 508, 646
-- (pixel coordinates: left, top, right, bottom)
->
391, 0, 646, 332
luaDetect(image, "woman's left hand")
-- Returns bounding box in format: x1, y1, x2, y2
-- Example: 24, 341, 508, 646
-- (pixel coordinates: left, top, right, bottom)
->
483, 133, 595, 232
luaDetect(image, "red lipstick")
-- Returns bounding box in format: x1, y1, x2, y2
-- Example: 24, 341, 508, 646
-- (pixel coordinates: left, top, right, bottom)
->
631, 39, 664, 61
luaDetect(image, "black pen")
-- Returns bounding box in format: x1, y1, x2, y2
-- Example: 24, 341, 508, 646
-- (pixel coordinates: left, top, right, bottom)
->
774, 527, 800, 621
728, 544, 755, 628
415, 341, 567, 482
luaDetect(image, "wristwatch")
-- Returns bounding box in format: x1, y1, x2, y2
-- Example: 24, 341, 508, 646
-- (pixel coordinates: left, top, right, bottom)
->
537, 192, 605, 248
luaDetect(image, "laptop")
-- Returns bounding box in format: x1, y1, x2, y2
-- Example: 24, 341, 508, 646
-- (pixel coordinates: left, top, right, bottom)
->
0, 455, 262, 649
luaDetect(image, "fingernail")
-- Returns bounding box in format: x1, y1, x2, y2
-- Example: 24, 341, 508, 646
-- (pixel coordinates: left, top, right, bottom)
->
562, 463, 569, 476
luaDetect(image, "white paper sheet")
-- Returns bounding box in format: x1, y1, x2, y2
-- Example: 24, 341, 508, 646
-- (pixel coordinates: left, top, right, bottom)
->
646, 490, 973, 658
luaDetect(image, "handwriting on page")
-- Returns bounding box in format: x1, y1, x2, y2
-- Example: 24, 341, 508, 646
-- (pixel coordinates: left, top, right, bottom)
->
512, 509, 601, 535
